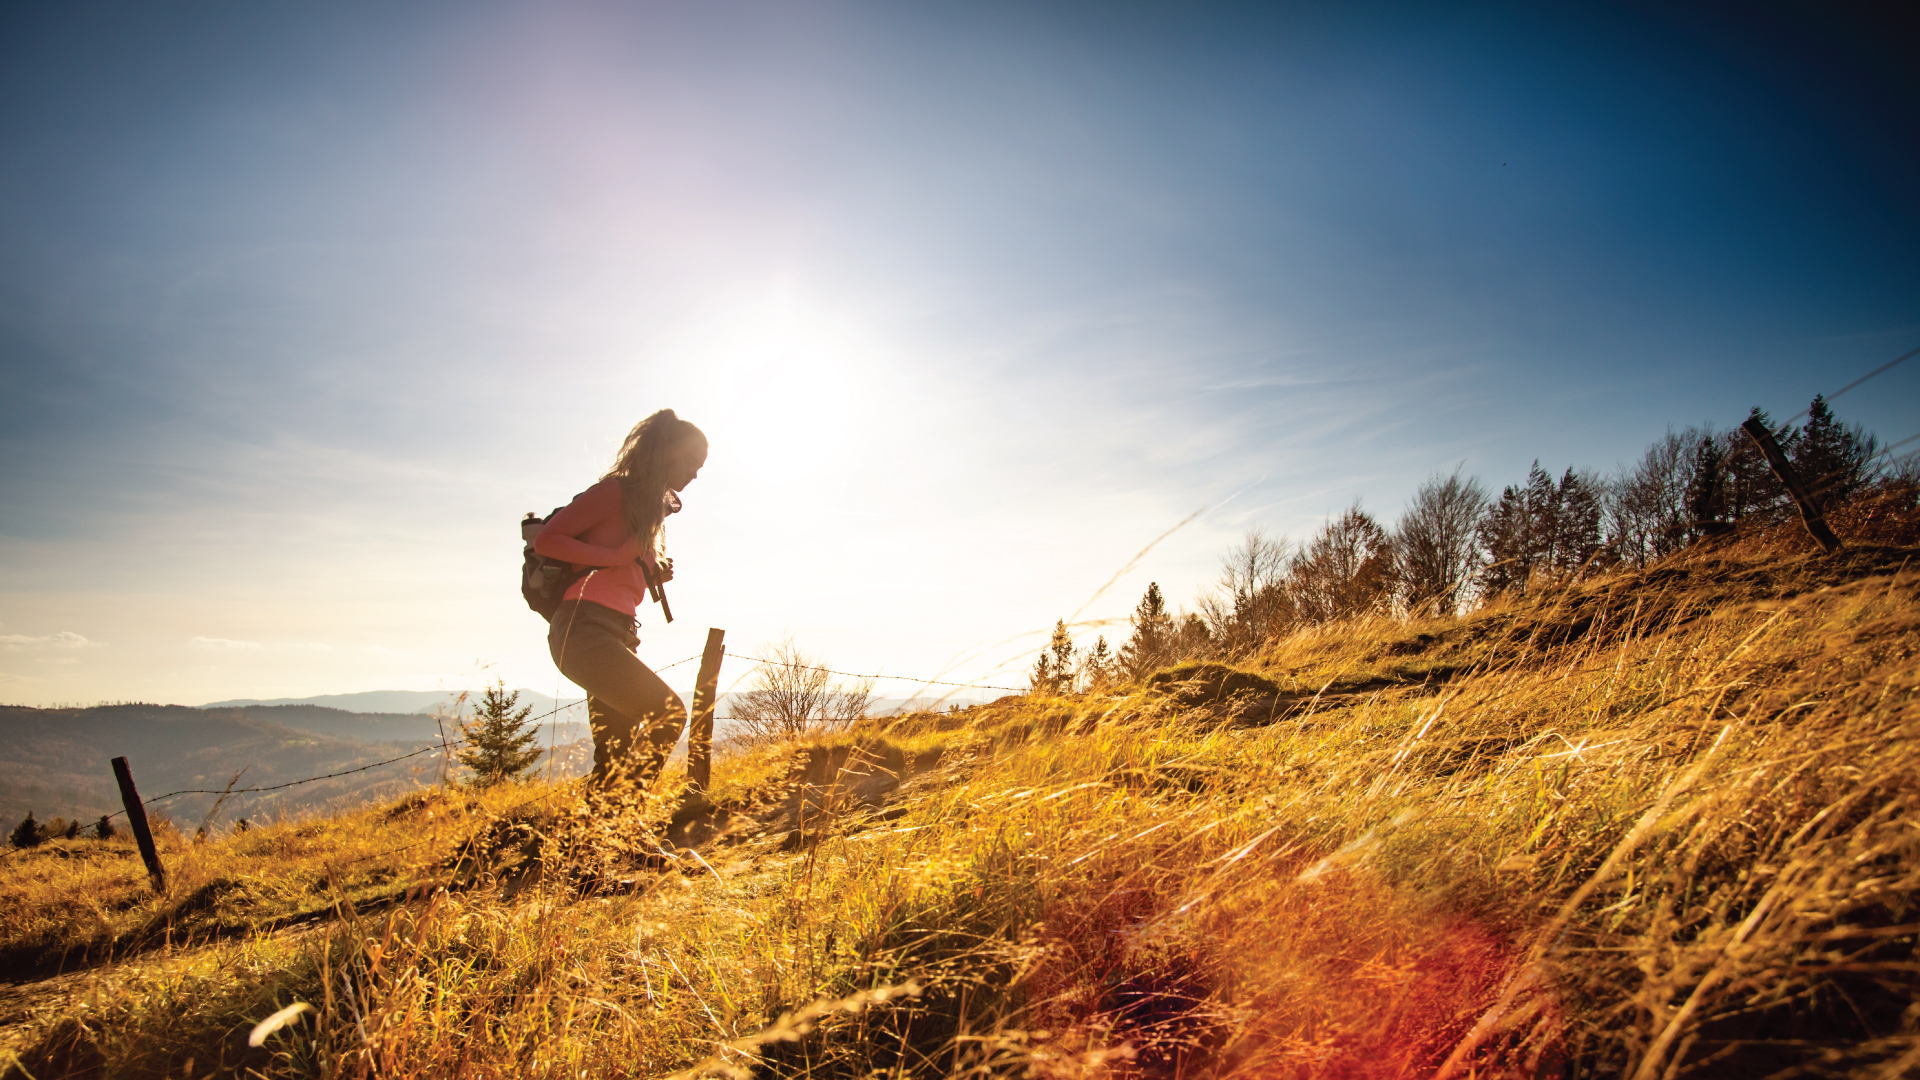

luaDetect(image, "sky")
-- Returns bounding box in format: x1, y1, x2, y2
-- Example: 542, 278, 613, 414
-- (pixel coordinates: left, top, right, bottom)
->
2, 0, 1918, 709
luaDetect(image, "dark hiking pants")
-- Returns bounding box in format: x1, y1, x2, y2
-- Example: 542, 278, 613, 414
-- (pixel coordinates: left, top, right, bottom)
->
547, 600, 686, 792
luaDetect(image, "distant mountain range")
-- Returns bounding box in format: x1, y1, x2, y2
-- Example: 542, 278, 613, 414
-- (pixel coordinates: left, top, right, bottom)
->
197, 690, 993, 722
200, 688, 585, 718
2, 687, 995, 841
0, 702, 590, 841
208, 703, 590, 744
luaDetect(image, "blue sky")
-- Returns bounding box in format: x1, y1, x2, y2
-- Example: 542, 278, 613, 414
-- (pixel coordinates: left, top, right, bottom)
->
2, 0, 1917, 707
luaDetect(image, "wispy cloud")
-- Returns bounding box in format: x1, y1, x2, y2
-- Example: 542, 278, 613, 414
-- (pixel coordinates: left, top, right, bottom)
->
1, 631, 98, 651
189, 637, 331, 651
189, 636, 263, 650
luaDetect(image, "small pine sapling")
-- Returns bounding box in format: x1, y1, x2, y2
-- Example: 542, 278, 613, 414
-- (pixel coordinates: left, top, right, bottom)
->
1080, 635, 1116, 690
10, 811, 40, 849
1030, 620, 1078, 695
456, 682, 544, 787
95, 815, 116, 840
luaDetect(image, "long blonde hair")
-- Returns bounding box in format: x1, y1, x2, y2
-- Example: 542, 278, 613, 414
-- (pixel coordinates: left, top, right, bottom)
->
601, 409, 707, 557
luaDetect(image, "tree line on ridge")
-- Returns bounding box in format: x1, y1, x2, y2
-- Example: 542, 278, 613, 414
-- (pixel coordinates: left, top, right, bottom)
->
1031, 396, 1907, 693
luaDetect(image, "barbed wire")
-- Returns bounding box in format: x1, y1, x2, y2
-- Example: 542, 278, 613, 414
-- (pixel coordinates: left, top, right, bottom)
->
1775, 426, 1920, 505
709, 714, 961, 724
70, 401, 1916, 832
1825, 345, 1920, 406
90, 654, 1012, 822
723, 652, 1025, 693
104, 740, 466, 821
103, 692, 608, 819
1778, 343, 1920, 427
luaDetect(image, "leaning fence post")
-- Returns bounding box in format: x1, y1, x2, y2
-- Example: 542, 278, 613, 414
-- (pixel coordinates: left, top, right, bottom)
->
110, 756, 167, 894
687, 628, 726, 792
1740, 417, 1844, 554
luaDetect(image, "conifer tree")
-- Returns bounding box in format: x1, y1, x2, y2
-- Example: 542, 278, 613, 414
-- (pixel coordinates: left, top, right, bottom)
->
63, 819, 79, 840
1030, 620, 1077, 695
1551, 468, 1603, 575
1720, 407, 1787, 518
456, 683, 544, 787
1480, 463, 1605, 594
1793, 395, 1877, 508
1119, 582, 1175, 679
95, 815, 116, 840
1479, 462, 1555, 595
1080, 636, 1116, 690
10, 811, 41, 849
1029, 651, 1053, 695
1047, 621, 1077, 689
1685, 436, 1725, 531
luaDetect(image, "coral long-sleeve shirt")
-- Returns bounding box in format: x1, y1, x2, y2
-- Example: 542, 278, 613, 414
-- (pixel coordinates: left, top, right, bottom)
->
532, 480, 658, 618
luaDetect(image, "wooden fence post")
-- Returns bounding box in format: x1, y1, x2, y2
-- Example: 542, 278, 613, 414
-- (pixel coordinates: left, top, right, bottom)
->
110, 756, 167, 894
687, 628, 726, 792
1740, 417, 1843, 554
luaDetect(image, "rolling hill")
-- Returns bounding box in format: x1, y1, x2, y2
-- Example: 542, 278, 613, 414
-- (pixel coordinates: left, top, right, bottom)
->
0, 702, 587, 838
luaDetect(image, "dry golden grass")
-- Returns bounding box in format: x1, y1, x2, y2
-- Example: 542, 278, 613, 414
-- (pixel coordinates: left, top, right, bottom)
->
3, 535, 1918, 1078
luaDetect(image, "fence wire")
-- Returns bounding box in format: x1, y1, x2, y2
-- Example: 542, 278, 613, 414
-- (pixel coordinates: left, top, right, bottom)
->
92, 649, 1020, 820
723, 652, 1025, 693
104, 691, 597, 819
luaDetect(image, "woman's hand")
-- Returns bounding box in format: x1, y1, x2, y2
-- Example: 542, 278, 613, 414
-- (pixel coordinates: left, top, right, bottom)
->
654, 557, 675, 584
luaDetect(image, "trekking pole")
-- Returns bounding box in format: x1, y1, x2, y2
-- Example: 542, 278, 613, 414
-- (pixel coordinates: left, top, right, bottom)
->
637, 559, 675, 624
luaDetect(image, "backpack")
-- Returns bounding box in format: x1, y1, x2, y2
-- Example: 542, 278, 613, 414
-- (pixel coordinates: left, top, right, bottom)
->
521, 505, 592, 621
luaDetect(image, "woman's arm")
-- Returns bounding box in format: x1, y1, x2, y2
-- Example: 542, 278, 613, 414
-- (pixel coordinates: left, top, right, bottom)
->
532, 482, 641, 567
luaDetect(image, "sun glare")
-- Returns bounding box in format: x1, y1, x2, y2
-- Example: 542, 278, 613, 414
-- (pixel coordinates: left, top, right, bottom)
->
682, 280, 890, 485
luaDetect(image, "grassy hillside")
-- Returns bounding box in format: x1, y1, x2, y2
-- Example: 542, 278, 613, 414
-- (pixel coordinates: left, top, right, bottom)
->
3, 535, 1917, 1078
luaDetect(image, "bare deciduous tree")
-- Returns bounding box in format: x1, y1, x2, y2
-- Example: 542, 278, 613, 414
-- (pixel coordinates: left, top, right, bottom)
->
1196, 529, 1291, 657
1605, 428, 1701, 569
1394, 467, 1489, 617
1289, 504, 1396, 623
729, 638, 874, 743
1889, 450, 1920, 486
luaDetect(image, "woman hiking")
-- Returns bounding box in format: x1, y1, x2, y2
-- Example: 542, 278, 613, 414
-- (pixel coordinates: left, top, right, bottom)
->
535, 409, 708, 795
